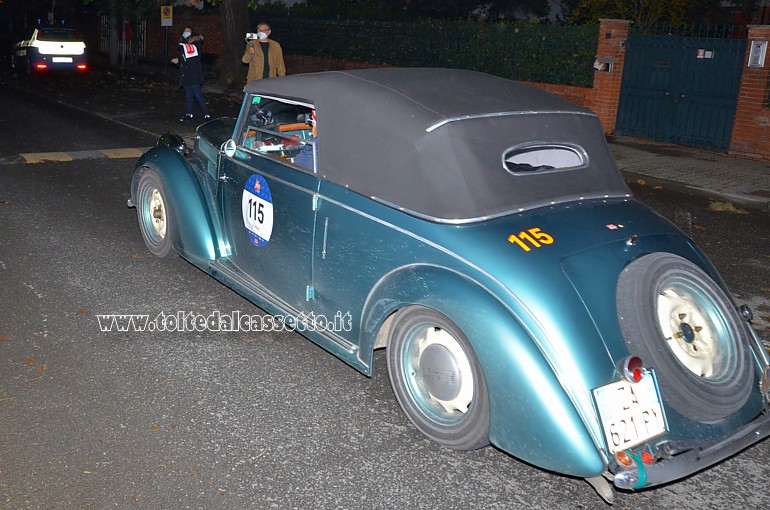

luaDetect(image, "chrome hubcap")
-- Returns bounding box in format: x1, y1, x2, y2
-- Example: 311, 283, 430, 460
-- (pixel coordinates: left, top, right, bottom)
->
657, 282, 728, 379
148, 188, 166, 239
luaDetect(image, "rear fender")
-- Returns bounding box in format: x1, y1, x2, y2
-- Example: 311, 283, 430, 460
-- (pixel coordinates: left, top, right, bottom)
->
360, 264, 606, 477
132, 148, 219, 261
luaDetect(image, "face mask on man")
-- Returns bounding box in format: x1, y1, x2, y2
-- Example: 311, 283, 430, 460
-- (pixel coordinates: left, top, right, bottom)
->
183, 31, 191, 39
257, 31, 268, 41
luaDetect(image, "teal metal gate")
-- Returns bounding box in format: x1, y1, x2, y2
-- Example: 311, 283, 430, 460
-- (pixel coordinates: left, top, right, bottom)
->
616, 34, 746, 151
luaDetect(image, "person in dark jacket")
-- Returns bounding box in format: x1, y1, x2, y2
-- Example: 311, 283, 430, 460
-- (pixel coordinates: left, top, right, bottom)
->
170, 26, 211, 123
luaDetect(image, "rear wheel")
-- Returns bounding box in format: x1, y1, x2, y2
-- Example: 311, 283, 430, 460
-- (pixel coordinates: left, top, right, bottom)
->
386, 306, 489, 450
135, 169, 177, 259
617, 253, 753, 423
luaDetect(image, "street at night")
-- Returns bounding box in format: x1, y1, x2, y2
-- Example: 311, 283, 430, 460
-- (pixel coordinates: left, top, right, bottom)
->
1, 59, 770, 510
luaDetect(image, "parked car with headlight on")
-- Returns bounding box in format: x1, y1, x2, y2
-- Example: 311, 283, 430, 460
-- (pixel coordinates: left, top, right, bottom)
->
12, 26, 87, 74
128, 68, 770, 503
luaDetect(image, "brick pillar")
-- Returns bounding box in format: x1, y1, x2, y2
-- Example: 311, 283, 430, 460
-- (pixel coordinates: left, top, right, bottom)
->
729, 25, 770, 161
589, 20, 630, 133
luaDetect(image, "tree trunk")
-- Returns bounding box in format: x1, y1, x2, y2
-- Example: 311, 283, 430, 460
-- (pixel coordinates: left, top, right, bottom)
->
218, 0, 251, 90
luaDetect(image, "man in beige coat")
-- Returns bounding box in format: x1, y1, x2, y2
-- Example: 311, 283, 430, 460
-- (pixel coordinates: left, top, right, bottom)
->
242, 22, 286, 81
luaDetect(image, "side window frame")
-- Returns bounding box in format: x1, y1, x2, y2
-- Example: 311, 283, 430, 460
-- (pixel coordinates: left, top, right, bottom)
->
236, 94, 316, 174
502, 142, 588, 176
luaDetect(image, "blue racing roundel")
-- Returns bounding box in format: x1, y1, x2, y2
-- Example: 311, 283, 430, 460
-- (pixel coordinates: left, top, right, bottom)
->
241, 174, 274, 247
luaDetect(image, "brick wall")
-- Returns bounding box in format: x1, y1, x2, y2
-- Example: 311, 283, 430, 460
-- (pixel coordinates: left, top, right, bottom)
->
729, 25, 770, 160
132, 15, 770, 160
587, 20, 629, 134
521, 82, 592, 109
523, 20, 629, 133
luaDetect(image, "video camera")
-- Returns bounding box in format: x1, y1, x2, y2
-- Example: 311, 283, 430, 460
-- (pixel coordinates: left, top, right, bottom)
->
245, 32, 259, 42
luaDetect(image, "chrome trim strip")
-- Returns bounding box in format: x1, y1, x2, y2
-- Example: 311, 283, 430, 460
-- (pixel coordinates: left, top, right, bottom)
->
250, 94, 314, 109
426, 110, 597, 132
369, 193, 632, 225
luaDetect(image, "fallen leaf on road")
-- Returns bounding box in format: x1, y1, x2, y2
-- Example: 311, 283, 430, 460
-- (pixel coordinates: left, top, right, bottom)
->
0, 335, 11, 341
24, 357, 37, 365
708, 201, 748, 214
75, 309, 90, 316
152, 424, 159, 433
636, 179, 646, 186
132, 253, 143, 260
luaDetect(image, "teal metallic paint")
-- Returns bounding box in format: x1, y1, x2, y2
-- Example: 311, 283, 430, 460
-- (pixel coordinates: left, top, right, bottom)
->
130, 72, 770, 493
218, 153, 319, 314
132, 148, 769, 478
134, 148, 219, 262
359, 263, 608, 477
312, 183, 621, 475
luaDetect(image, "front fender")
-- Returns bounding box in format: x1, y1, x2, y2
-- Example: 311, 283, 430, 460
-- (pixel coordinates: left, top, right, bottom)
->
360, 264, 606, 477
132, 147, 219, 261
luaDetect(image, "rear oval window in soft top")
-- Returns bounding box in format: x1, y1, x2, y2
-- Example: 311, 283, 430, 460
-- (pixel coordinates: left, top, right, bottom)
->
503, 143, 587, 175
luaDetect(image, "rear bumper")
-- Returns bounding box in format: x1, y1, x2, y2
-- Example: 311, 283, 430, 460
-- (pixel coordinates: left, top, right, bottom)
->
616, 410, 770, 489
16, 47, 87, 71
33, 55, 88, 71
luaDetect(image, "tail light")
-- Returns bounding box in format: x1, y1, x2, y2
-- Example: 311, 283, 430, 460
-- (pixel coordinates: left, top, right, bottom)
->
35, 63, 47, 70
617, 355, 646, 383
613, 449, 654, 489
77, 64, 87, 71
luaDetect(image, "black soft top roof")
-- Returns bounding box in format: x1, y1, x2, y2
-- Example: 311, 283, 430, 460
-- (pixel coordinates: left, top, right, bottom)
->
244, 68, 630, 221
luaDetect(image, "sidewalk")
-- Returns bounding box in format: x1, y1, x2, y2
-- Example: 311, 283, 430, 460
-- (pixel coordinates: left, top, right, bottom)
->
608, 135, 770, 213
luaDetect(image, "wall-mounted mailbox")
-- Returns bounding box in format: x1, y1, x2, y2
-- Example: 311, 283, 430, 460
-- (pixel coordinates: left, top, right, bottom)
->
594, 55, 614, 72
748, 41, 768, 68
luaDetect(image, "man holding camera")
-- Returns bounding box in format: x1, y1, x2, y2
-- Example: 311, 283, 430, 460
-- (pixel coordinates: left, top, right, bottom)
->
242, 22, 286, 82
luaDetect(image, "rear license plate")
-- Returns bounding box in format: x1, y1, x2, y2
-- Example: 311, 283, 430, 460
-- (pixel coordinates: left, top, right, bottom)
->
52, 57, 73, 63
593, 372, 667, 454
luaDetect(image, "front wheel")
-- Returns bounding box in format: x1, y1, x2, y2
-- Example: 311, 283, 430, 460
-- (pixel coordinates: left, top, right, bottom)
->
386, 306, 489, 450
135, 168, 178, 259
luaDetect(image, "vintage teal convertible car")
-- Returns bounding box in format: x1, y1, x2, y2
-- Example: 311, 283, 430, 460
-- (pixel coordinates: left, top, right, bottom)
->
129, 68, 770, 503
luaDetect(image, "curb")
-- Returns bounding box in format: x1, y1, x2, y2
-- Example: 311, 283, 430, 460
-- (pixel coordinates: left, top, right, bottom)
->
622, 171, 770, 213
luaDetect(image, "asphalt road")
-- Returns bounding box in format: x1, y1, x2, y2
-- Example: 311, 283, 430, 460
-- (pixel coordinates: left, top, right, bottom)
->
1, 68, 769, 510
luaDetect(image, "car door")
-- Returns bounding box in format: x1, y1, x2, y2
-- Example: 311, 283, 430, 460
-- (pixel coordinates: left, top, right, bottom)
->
218, 95, 318, 316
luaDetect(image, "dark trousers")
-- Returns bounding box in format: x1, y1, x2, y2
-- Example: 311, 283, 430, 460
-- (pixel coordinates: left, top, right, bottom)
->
183, 83, 209, 116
